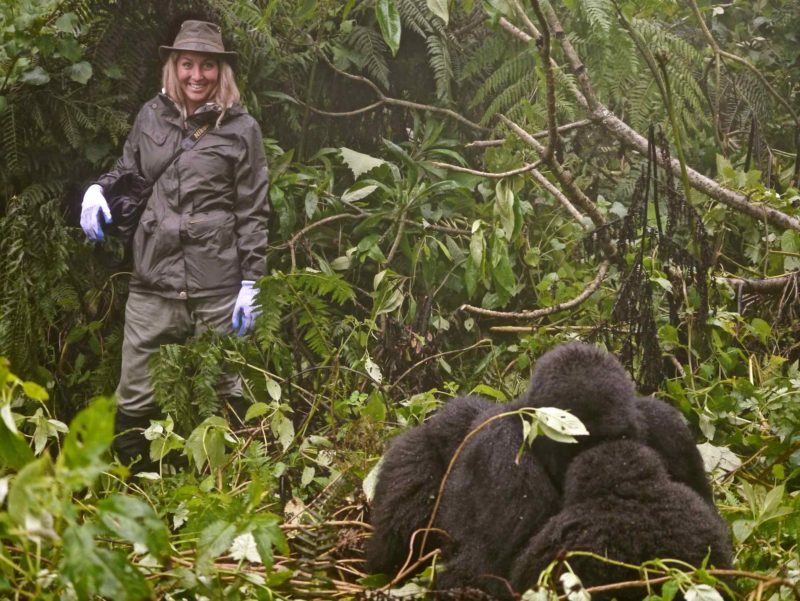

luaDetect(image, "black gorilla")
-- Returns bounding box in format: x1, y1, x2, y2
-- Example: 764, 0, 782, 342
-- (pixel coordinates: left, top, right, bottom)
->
366, 342, 721, 598
509, 440, 733, 600
365, 394, 494, 575
433, 342, 644, 596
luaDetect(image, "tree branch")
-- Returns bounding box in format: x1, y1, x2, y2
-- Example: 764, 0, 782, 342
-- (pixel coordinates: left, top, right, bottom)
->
465, 120, 593, 148
430, 160, 543, 179
534, 2, 800, 233
461, 260, 609, 319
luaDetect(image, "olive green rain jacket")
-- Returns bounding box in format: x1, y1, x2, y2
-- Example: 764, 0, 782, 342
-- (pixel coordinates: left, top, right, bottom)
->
97, 93, 270, 299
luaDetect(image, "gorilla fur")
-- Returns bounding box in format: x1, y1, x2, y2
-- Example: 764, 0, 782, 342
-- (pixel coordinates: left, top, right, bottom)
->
365, 394, 494, 575
433, 342, 645, 595
509, 440, 733, 600
366, 342, 721, 598
434, 405, 560, 597
525, 342, 713, 503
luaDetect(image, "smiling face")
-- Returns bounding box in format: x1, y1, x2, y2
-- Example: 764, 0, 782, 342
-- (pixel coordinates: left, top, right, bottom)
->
176, 51, 219, 114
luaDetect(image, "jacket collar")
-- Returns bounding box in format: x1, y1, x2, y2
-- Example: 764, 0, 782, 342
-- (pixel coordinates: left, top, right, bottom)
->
157, 92, 244, 125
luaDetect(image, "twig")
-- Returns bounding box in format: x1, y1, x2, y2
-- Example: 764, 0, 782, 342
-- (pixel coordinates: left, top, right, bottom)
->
312, 52, 490, 133
387, 338, 494, 390
286, 213, 365, 270
461, 260, 610, 319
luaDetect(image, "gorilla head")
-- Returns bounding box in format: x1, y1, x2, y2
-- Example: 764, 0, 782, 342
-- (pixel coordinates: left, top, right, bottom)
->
519, 342, 645, 486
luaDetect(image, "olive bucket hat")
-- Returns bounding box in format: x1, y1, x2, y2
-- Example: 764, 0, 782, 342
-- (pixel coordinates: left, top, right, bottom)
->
158, 20, 237, 67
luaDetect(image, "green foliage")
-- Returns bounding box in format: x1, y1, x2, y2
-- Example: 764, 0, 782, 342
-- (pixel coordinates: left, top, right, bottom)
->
0, 0, 799, 598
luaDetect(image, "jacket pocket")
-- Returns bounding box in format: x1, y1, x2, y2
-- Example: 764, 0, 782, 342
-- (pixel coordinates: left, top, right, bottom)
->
185, 212, 234, 241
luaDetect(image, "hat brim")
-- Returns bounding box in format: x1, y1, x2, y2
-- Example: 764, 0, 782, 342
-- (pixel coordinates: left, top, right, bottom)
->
159, 44, 237, 68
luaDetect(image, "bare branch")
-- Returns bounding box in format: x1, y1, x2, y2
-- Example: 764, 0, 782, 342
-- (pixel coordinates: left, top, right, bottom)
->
285, 213, 365, 270
527, 0, 559, 161
430, 160, 543, 179
529, 168, 586, 224
465, 119, 592, 148
533, 3, 800, 232
314, 51, 490, 133
501, 115, 607, 228
461, 260, 610, 319
717, 273, 799, 294
499, 16, 533, 43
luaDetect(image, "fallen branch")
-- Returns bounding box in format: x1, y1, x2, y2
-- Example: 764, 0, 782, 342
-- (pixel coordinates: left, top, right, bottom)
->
461, 260, 610, 319
465, 119, 592, 148
499, 7, 800, 233
430, 160, 542, 179
717, 273, 799, 294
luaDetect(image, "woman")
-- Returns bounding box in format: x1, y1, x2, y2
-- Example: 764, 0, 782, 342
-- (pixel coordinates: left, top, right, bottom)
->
80, 20, 270, 471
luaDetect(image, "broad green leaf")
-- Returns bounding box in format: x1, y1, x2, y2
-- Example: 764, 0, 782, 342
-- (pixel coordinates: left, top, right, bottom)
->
340, 147, 385, 179
271, 412, 295, 451
252, 514, 289, 570
245, 401, 269, 422
66, 61, 93, 84
491, 236, 516, 298
342, 184, 379, 203
59, 395, 114, 483
97, 495, 170, 560
304, 191, 319, 219
61, 524, 150, 600
426, 0, 449, 24
7, 456, 51, 525
22, 380, 48, 401
197, 520, 238, 569
464, 256, 479, 298
0, 404, 17, 435
747, 318, 771, 344
301, 465, 315, 487
266, 378, 282, 401
494, 180, 515, 241
54, 12, 79, 33
375, 0, 402, 56
471, 384, 507, 402
780, 230, 800, 271
731, 518, 755, 543
186, 417, 228, 471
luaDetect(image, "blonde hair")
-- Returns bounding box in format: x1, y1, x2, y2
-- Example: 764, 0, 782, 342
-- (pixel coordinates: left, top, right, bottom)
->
161, 51, 241, 126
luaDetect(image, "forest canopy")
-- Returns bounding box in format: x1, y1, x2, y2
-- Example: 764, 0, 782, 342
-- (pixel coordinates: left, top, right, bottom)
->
0, 0, 798, 599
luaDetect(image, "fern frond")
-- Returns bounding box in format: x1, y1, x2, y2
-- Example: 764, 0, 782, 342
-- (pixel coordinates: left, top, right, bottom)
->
578, 0, 615, 33
425, 35, 453, 103
348, 25, 391, 89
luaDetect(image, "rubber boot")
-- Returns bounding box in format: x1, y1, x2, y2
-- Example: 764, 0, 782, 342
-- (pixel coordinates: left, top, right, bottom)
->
113, 410, 160, 474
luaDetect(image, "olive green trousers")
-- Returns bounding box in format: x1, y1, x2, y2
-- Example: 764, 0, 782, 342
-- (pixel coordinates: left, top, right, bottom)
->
115, 289, 242, 418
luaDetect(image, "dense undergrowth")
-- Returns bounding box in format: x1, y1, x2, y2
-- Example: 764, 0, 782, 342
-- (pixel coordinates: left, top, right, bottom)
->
1, 0, 799, 599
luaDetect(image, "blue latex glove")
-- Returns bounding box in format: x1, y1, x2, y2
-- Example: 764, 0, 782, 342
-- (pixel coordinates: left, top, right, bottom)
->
232, 280, 259, 336
80, 184, 112, 241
